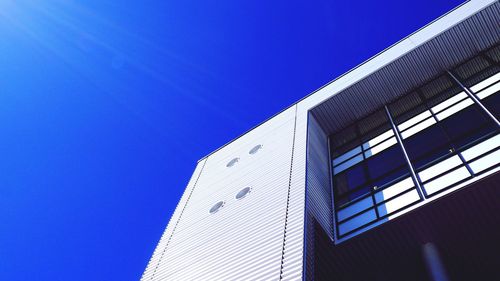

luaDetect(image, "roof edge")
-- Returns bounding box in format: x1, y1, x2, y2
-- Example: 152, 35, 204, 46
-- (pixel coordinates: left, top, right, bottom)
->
198, 0, 492, 163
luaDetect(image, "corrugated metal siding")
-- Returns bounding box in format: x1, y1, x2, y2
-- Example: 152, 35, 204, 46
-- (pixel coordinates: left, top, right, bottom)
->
143, 106, 302, 280
280, 107, 307, 281
141, 158, 207, 280
311, 1, 500, 136
305, 115, 333, 240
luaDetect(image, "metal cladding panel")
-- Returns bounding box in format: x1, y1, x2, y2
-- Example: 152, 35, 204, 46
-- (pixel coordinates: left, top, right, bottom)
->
305, 115, 333, 240
280, 108, 307, 280
141, 158, 207, 281
145, 106, 299, 280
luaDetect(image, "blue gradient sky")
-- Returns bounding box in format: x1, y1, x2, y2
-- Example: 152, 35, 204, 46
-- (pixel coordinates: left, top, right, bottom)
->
0, 1, 463, 280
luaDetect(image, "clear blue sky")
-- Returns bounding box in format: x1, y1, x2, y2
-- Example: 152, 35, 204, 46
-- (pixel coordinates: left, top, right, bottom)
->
0, 0, 463, 280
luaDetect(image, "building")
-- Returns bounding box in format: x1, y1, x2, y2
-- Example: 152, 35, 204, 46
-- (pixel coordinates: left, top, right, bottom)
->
142, 1, 500, 280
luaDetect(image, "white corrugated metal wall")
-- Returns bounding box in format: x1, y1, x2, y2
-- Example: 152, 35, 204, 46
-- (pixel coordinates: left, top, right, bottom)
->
142, 106, 307, 280
141, 158, 207, 280
280, 106, 307, 281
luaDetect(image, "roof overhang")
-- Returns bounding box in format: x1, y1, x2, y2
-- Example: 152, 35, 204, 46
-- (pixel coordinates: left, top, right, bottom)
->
308, 0, 500, 135
200, 0, 500, 161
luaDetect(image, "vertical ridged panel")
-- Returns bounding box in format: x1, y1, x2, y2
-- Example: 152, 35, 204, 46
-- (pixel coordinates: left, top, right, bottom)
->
147, 107, 297, 280
280, 107, 307, 280
141, 159, 207, 280
306, 114, 333, 240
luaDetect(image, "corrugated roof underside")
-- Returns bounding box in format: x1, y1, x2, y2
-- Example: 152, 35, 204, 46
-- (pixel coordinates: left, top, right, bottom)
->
312, 2, 500, 135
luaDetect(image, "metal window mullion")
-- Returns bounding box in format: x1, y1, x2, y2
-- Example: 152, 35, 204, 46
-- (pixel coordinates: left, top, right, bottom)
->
384, 105, 425, 199
356, 124, 380, 219
446, 70, 499, 176
447, 70, 500, 127
457, 151, 475, 177
327, 136, 340, 240
417, 89, 475, 177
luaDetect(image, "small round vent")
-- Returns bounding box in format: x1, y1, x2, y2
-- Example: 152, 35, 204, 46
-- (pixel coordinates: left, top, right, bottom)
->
226, 157, 239, 167
249, 144, 263, 155
209, 201, 225, 214
235, 187, 251, 199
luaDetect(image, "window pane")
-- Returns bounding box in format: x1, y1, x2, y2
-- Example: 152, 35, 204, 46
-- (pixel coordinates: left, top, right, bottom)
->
366, 144, 406, 180
377, 189, 420, 216
403, 124, 452, 169
398, 110, 432, 131
418, 155, 463, 182
335, 186, 372, 208
439, 103, 497, 149
334, 163, 367, 197
331, 109, 395, 207
338, 209, 377, 235
374, 177, 414, 203
348, 186, 372, 202
469, 149, 500, 173
431, 92, 467, 114
362, 129, 394, 151
477, 81, 500, 99
435, 98, 474, 121
330, 124, 359, 158
423, 167, 471, 195
337, 196, 373, 221
470, 72, 500, 93
461, 134, 500, 161
480, 85, 500, 119
421, 75, 461, 107
333, 146, 362, 166
371, 169, 409, 190
401, 117, 437, 139
333, 154, 363, 174
364, 136, 397, 157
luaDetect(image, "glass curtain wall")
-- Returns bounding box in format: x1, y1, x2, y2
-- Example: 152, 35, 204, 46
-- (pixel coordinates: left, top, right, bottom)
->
330, 45, 500, 238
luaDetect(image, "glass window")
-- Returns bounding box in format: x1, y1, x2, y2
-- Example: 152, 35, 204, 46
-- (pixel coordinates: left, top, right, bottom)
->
438, 103, 496, 149
235, 187, 251, 199
480, 80, 500, 119
333, 154, 363, 174
331, 109, 410, 209
333, 146, 362, 166
403, 124, 451, 170
330, 124, 359, 159
248, 145, 263, 155
468, 149, 500, 174
333, 163, 368, 199
226, 157, 239, 167
330, 48, 500, 239
209, 201, 224, 214
366, 144, 406, 181
470, 71, 500, 93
